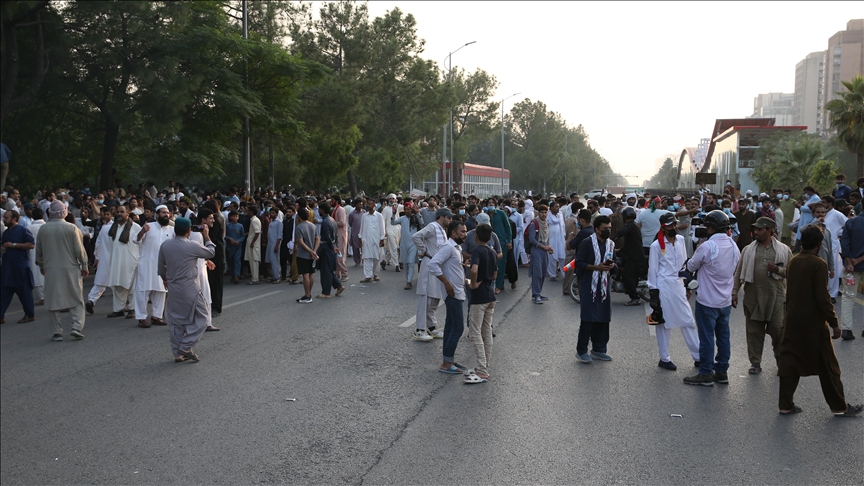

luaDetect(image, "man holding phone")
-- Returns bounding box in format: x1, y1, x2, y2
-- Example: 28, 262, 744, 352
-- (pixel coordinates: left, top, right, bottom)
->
574, 215, 616, 363
731, 217, 791, 375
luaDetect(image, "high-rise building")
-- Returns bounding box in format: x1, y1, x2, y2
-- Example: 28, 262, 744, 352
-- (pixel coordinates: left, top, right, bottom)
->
820, 19, 864, 135
749, 93, 795, 126
794, 51, 825, 133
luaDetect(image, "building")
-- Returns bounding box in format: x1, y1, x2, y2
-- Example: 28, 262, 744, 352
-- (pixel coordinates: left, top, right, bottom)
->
793, 51, 826, 134
820, 19, 864, 136
678, 118, 806, 196
749, 93, 795, 126
420, 162, 509, 198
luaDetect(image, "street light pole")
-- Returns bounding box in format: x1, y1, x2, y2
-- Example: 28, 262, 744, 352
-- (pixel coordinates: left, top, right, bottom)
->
242, 0, 250, 195
444, 41, 475, 196
500, 92, 520, 196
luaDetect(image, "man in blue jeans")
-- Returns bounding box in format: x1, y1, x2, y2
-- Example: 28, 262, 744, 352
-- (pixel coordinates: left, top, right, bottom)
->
685, 210, 741, 386
428, 220, 468, 374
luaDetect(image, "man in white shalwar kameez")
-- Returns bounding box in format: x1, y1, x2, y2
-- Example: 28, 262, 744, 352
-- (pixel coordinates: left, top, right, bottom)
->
133, 205, 174, 327
358, 198, 385, 282
158, 217, 215, 362
106, 205, 141, 318
546, 201, 566, 279
510, 205, 526, 268
410, 208, 452, 342
647, 213, 700, 370
87, 210, 114, 313
381, 194, 401, 270
27, 212, 46, 304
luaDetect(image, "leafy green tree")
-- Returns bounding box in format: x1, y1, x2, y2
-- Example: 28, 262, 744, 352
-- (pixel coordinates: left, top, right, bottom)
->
751, 131, 839, 192
808, 159, 841, 196
0, 0, 51, 129
824, 74, 864, 179
644, 157, 678, 189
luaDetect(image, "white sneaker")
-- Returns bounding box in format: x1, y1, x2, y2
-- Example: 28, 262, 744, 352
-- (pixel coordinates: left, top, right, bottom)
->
413, 330, 433, 342
428, 329, 444, 339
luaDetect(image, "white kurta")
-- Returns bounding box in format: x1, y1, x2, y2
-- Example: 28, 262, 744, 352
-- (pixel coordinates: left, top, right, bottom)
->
93, 221, 114, 287
134, 223, 175, 292
27, 220, 46, 289
244, 216, 262, 262
359, 211, 385, 260
547, 211, 565, 258
647, 235, 694, 329
189, 232, 213, 305
107, 222, 142, 289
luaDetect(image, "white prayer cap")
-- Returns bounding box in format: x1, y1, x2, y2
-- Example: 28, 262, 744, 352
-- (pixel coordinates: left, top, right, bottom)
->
223, 201, 232, 208
155, 204, 168, 212
387, 193, 397, 200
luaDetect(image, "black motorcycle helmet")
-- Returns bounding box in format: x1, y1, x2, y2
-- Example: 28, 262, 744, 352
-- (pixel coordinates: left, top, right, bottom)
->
621, 207, 637, 220
702, 209, 730, 232
659, 212, 677, 227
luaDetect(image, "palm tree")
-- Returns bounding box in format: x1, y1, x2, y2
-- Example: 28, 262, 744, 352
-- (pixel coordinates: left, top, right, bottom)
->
825, 74, 864, 178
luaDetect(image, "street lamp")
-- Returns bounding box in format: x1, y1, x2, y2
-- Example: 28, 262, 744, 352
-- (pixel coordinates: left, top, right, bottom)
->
500, 92, 520, 196
443, 41, 476, 196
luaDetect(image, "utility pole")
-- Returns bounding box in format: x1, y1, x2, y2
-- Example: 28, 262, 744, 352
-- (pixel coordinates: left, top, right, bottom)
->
242, 0, 251, 195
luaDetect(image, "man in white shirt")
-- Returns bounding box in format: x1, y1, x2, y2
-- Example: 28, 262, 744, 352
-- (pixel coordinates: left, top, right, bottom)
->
411, 208, 453, 342
133, 205, 174, 327
822, 195, 848, 299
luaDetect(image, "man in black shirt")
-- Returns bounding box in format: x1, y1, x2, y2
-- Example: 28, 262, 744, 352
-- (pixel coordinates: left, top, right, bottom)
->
613, 207, 645, 306
466, 223, 497, 383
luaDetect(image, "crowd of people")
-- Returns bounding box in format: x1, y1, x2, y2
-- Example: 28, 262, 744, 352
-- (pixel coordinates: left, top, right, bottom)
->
1, 174, 862, 413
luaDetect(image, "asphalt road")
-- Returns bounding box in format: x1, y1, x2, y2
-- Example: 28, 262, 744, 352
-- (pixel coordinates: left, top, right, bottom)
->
1, 266, 862, 485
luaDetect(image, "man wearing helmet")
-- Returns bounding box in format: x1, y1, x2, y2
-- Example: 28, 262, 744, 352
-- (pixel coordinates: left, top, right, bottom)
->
684, 210, 741, 386
647, 212, 701, 370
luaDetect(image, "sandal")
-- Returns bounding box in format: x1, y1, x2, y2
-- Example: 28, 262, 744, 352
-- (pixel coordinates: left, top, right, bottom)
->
749, 365, 762, 375
316, 294, 332, 299
779, 406, 802, 415
438, 365, 462, 374
464, 373, 488, 384
175, 355, 191, 363
834, 404, 864, 417
177, 349, 200, 362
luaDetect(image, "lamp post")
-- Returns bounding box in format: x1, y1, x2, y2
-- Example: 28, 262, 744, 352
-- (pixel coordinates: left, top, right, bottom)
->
443, 41, 475, 196
500, 92, 520, 196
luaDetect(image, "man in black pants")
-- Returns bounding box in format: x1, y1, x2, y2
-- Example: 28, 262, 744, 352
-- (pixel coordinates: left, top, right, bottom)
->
204, 199, 225, 317
613, 207, 646, 306
280, 205, 296, 281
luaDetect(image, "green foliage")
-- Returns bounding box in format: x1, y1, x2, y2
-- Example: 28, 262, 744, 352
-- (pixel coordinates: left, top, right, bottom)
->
751, 131, 838, 192
808, 159, 841, 195
824, 74, 864, 178
644, 158, 678, 189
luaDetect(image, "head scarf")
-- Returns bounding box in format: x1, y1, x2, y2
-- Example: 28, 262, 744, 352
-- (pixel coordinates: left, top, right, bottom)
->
49, 200, 67, 220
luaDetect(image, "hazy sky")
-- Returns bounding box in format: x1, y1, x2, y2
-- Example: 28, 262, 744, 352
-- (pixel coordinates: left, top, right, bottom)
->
363, 1, 855, 185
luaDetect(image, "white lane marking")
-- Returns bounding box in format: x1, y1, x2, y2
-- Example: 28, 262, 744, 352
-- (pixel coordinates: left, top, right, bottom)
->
398, 316, 416, 328
223, 290, 284, 309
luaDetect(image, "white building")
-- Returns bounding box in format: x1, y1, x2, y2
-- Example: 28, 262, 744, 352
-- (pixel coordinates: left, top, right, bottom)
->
749, 93, 795, 127
794, 51, 826, 134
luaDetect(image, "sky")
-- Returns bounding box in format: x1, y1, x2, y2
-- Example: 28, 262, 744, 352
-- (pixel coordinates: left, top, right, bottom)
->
362, 1, 855, 185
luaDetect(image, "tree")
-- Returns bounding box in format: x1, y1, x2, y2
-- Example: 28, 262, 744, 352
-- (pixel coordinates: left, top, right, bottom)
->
808, 159, 841, 195
824, 74, 864, 179
0, 0, 51, 130
644, 157, 678, 189
751, 131, 838, 192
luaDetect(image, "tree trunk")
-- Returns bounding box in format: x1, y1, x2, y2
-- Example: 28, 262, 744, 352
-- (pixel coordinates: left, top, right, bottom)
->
99, 118, 120, 192
347, 166, 358, 197
858, 152, 864, 180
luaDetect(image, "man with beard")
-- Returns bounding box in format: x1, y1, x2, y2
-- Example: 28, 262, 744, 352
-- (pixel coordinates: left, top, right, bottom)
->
411, 208, 453, 341
107, 205, 141, 319
203, 199, 226, 317
158, 217, 216, 362
133, 205, 174, 328
35, 201, 89, 341
428, 220, 469, 374
546, 200, 566, 282
1, 210, 35, 325
191, 208, 219, 331
613, 207, 646, 306
86, 206, 114, 313
244, 205, 262, 284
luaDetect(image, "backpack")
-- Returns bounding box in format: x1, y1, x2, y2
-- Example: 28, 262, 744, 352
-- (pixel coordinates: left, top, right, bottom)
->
523, 219, 539, 251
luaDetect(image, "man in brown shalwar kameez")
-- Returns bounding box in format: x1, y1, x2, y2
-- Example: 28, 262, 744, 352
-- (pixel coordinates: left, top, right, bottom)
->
777, 225, 862, 417
158, 217, 216, 363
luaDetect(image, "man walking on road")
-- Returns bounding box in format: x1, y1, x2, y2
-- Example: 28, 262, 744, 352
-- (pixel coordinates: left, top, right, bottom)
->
428, 220, 468, 375
158, 217, 216, 363
86, 207, 114, 313
684, 210, 740, 386
777, 225, 862, 417
465, 223, 497, 383
107, 205, 141, 319
839, 210, 863, 339
411, 208, 453, 341
35, 201, 89, 341
732, 217, 791, 374
133, 205, 174, 328
526, 204, 552, 305
1, 210, 35, 325
244, 205, 262, 284
358, 198, 385, 284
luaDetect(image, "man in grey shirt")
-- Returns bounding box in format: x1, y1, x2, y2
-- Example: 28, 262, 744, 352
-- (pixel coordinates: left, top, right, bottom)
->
158, 217, 216, 362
